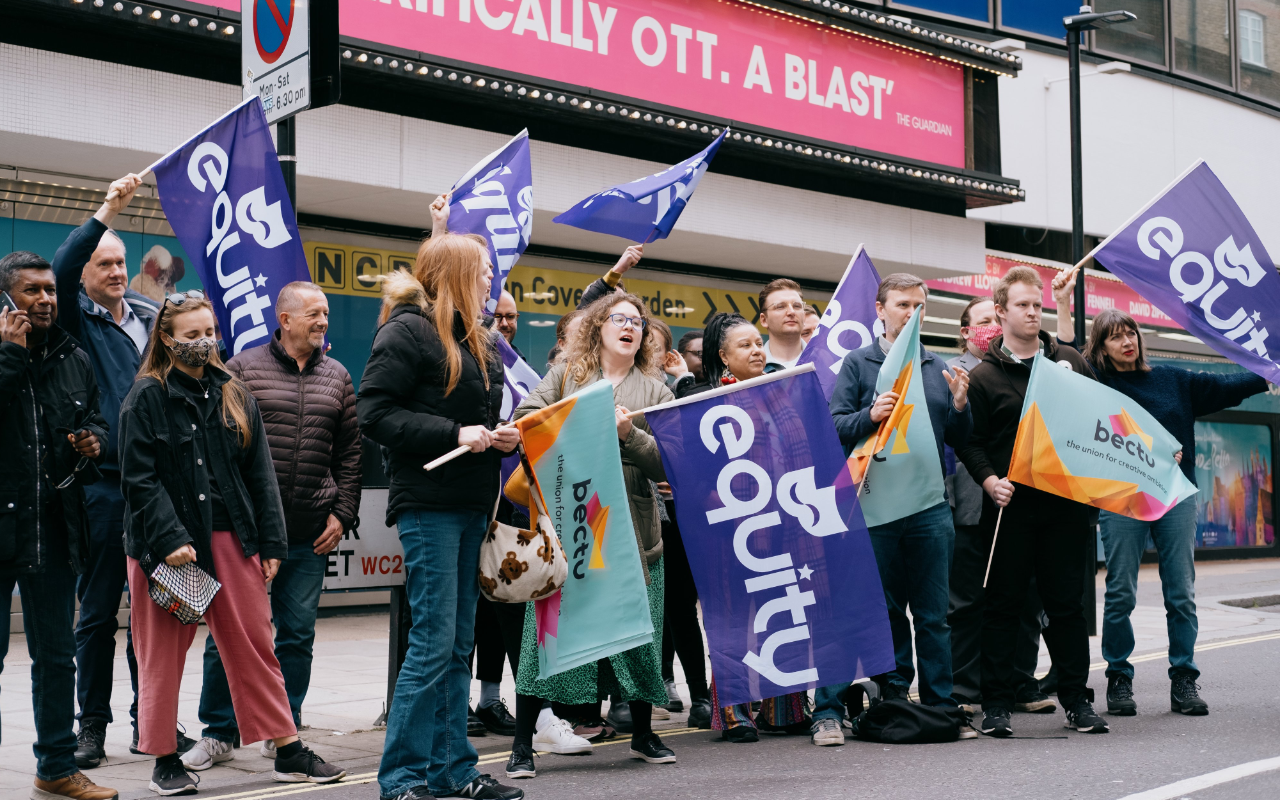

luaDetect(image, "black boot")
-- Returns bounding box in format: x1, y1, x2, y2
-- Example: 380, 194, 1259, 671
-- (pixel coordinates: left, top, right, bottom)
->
74, 720, 108, 769
1107, 673, 1137, 716
1171, 673, 1208, 716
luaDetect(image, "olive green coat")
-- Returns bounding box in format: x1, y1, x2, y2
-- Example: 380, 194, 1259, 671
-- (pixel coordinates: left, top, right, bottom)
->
513, 362, 672, 582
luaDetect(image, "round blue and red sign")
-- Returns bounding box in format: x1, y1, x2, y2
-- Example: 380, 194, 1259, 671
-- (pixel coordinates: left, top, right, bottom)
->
253, 0, 295, 64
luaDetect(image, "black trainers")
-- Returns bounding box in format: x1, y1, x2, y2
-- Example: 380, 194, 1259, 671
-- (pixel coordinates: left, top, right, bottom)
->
149, 757, 199, 796
1014, 684, 1057, 713
475, 701, 518, 736
1171, 674, 1209, 716
1107, 673, 1137, 716
387, 786, 436, 800
505, 745, 535, 779
662, 680, 684, 712
442, 774, 524, 799
629, 732, 676, 763
687, 699, 711, 729
133, 728, 196, 756
979, 707, 1013, 738
1064, 700, 1110, 733
467, 708, 487, 737
272, 745, 346, 783
75, 720, 108, 769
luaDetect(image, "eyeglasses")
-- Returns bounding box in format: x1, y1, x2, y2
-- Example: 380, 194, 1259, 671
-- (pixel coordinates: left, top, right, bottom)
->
607, 313, 647, 330
767, 301, 806, 313
684, 349, 703, 358
493, 313, 520, 323
165, 290, 206, 307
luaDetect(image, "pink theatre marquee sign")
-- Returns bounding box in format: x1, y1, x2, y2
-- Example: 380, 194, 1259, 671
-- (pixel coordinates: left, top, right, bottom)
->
337, 0, 968, 167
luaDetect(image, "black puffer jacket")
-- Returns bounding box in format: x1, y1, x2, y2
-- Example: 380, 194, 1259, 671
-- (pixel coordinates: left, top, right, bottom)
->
227, 332, 362, 545
357, 272, 505, 525
0, 325, 108, 574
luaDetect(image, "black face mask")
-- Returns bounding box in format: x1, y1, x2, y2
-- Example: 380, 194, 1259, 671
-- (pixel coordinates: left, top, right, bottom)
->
169, 337, 215, 368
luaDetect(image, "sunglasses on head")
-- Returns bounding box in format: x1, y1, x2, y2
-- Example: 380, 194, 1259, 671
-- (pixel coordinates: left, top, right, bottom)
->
165, 290, 206, 308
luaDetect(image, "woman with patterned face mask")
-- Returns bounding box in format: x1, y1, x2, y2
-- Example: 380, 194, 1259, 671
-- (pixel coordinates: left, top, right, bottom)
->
118, 292, 345, 795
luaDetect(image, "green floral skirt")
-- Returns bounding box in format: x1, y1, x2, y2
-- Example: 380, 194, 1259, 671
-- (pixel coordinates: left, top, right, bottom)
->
514, 556, 667, 706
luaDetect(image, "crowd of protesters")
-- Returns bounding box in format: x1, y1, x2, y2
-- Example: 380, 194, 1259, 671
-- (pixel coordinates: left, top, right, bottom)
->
0, 175, 1256, 800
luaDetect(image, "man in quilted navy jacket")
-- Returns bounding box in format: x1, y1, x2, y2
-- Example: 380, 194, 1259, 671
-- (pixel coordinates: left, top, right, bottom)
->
182, 282, 363, 771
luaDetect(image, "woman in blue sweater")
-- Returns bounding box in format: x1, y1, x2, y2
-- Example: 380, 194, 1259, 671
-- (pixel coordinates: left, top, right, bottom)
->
1082, 309, 1267, 719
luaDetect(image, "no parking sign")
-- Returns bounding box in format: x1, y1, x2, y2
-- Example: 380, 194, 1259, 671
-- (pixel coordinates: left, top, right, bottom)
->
242, 0, 310, 123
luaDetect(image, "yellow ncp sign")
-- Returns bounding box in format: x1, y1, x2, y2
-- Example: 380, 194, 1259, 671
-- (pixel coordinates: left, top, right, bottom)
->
305, 242, 823, 328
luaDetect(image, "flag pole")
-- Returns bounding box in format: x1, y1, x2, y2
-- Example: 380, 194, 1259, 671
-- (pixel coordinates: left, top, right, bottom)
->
982, 507, 1004, 589
424, 421, 516, 472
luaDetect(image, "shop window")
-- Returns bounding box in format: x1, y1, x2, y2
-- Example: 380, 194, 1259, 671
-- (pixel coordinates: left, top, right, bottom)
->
1237, 3, 1280, 103
998, 0, 1079, 40
1173, 0, 1233, 86
1093, 0, 1167, 67
1193, 420, 1275, 549
1239, 9, 1266, 65
888, 0, 990, 24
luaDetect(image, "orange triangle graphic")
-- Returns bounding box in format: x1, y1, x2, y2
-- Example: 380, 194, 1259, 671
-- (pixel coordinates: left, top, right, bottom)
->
515, 396, 578, 467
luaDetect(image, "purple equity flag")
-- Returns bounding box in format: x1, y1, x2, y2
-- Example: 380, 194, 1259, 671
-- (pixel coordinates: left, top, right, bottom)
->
150, 97, 310, 356
448, 130, 534, 312
645, 365, 894, 707
554, 129, 727, 244
796, 246, 883, 401
1087, 160, 1280, 383
496, 335, 543, 503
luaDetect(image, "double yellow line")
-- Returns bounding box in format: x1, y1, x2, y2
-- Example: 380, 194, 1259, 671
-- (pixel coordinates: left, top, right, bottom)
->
202, 728, 705, 800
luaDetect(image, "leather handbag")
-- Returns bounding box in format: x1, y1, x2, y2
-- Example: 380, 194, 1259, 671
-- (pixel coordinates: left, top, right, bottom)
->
480, 452, 567, 603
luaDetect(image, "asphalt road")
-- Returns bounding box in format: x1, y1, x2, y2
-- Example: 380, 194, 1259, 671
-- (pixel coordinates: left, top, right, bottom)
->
167, 634, 1280, 800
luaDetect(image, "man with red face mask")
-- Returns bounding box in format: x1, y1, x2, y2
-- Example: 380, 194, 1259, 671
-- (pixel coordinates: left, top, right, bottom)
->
945, 298, 1053, 715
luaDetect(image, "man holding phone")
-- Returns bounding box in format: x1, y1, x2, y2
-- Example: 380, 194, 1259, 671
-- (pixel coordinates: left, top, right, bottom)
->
0, 251, 116, 800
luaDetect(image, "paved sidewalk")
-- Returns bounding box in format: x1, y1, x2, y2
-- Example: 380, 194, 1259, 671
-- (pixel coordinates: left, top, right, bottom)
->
2, 559, 1279, 798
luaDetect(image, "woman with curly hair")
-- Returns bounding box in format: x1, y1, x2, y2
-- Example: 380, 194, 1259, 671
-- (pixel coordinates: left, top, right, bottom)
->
504, 292, 677, 779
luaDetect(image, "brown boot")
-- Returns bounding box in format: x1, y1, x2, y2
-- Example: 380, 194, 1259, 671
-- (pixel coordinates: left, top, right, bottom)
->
32, 772, 118, 800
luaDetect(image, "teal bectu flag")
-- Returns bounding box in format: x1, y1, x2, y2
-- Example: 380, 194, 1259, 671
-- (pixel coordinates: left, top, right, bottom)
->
512, 380, 654, 678
852, 307, 946, 526
1009, 356, 1197, 520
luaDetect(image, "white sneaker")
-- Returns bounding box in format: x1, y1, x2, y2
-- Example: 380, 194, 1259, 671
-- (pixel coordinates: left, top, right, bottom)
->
810, 718, 845, 747
651, 705, 671, 720
532, 718, 594, 755
181, 737, 235, 770
260, 739, 276, 759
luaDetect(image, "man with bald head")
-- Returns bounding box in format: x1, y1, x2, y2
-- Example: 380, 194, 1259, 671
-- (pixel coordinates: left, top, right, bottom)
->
182, 282, 363, 770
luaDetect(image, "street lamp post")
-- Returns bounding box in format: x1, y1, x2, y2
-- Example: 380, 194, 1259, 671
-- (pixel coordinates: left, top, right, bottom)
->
1062, 5, 1135, 638
1063, 6, 1136, 344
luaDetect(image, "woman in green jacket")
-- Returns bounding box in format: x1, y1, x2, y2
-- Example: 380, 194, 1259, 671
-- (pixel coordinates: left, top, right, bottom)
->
505, 292, 675, 779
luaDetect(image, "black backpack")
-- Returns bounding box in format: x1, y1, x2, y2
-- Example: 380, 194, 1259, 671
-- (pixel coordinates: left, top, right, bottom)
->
853, 699, 965, 744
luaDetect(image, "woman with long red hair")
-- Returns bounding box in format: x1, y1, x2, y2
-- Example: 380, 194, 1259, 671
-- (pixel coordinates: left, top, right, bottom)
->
358, 232, 521, 800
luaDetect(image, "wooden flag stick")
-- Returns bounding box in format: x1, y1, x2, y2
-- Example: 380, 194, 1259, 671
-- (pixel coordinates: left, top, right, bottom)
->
982, 507, 1004, 589
424, 421, 516, 472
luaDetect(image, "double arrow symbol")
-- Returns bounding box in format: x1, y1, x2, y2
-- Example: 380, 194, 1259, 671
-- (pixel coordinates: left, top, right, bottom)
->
701, 292, 763, 325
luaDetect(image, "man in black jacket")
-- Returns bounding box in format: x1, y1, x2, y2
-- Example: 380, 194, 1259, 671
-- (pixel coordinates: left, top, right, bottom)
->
180, 281, 363, 768
50, 175, 185, 767
0, 251, 117, 800
958, 266, 1108, 738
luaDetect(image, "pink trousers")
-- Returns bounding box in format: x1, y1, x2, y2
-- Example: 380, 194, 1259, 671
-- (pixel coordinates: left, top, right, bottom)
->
128, 530, 297, 755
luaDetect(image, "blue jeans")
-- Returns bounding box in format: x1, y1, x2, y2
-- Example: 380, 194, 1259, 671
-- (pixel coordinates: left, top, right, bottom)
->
1100, 500, 1199, 680
378, 509, 486, 799
74, 478, 139, 727
198, 543, 328, 741
815, 502, 956, 718
1, 560, 80, 781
